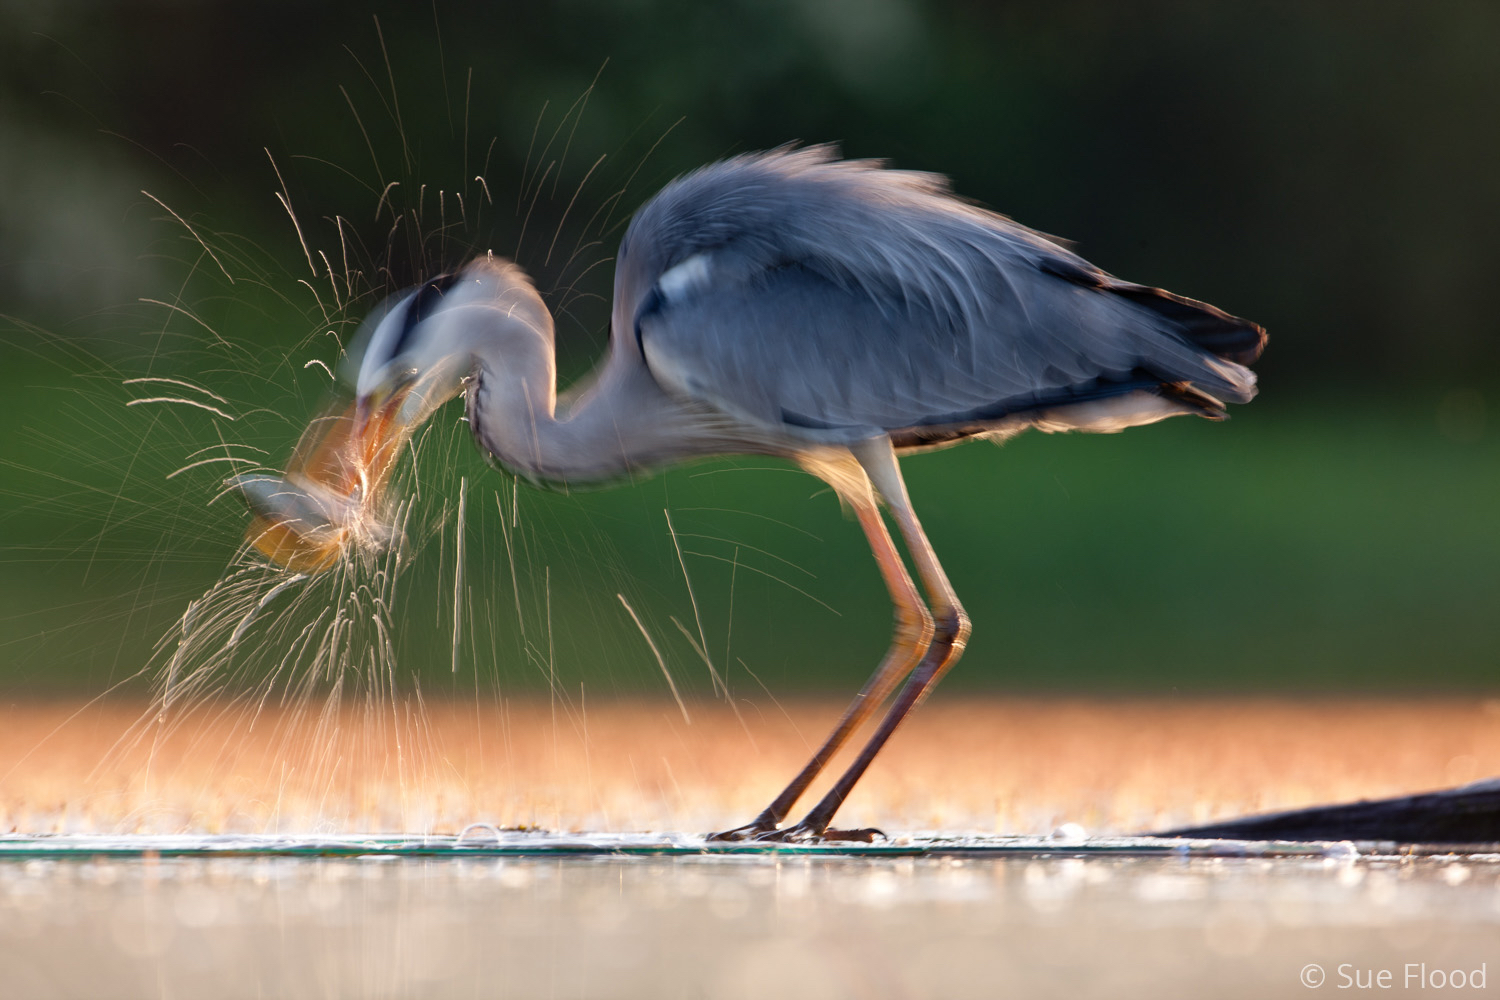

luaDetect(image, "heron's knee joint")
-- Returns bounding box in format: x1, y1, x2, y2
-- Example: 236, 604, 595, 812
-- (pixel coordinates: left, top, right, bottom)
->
894, 606, 935, 646
933, 607, 971, 650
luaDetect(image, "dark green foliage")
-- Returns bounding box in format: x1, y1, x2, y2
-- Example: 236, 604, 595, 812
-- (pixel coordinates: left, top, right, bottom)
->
2, 2, 1498, 695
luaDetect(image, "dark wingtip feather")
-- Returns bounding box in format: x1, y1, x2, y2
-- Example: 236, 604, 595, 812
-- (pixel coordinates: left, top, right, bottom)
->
1036, 257, 1267, 367
1110, 283, 1267, 367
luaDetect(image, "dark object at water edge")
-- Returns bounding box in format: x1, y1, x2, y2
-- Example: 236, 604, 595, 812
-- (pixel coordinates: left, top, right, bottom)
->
1152, 778, 1500, 844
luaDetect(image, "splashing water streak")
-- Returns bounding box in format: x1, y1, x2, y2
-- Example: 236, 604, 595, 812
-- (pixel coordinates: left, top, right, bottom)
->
109, 375, 468, 832
61, 57, 705, 837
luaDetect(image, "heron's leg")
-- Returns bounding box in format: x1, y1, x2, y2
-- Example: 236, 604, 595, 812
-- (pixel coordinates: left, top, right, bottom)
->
707, 456, 933, 842
767, 439, 971, 841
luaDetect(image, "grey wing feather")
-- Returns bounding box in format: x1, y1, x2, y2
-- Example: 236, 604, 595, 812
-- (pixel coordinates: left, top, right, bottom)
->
622, 147, 1264, 440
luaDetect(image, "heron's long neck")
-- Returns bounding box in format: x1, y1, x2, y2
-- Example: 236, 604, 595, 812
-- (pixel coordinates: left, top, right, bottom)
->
467, 342, 726, 485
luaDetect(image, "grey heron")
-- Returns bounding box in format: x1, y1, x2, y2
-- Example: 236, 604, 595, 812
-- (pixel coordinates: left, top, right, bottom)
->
237, 146, 1265, 841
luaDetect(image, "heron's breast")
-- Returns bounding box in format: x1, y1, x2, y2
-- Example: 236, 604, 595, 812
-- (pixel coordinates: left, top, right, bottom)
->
639, 334, 707, 402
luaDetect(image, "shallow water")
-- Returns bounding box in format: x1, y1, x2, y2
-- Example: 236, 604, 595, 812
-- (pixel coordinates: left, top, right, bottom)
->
3, 836, 1497, 999
5, 697, 1500, 997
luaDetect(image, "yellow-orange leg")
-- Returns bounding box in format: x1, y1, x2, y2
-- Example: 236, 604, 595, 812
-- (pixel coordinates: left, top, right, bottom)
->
707, 454, 933, 841
764, 438, 971, 841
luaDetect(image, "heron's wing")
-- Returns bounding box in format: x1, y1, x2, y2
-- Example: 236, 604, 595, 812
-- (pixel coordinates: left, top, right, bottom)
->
632, 183, 1262, 439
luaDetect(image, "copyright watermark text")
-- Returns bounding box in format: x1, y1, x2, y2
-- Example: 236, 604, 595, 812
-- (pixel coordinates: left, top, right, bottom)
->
1301, 963, 1488, 990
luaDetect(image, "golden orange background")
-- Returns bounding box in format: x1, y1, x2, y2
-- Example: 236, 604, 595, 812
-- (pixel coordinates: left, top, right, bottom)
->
5, 697, 1498, 837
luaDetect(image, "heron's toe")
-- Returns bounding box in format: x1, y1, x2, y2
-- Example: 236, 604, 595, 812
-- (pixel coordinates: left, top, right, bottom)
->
705, 822, 775, 842
749, 825, 812, 844
750, 823, 887, 844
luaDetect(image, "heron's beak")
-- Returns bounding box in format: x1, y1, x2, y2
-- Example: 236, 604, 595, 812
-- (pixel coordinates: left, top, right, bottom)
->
350, 375, 405, 453
348, 379, 417, 497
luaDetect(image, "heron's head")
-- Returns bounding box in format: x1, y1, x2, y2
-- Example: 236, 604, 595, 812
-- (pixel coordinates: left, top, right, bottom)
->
230, 255, 548, 572
350, 255, 551, 446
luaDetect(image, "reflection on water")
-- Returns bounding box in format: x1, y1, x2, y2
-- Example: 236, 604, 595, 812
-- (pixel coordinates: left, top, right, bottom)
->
3, 849, 1497, 999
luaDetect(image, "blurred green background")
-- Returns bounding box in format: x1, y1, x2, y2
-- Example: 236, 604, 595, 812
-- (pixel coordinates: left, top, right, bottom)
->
2, 0, 1497, 699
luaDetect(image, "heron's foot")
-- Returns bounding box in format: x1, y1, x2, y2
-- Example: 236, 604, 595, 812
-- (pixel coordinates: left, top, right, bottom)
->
705, 821, 778, 842
752, 823, 886, 844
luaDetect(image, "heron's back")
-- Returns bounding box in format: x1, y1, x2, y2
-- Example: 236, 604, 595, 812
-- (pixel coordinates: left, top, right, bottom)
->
619, 148, 1264, 447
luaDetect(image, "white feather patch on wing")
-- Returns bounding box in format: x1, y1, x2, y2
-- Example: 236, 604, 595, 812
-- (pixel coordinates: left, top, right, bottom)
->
657, 253, 712, 303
